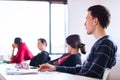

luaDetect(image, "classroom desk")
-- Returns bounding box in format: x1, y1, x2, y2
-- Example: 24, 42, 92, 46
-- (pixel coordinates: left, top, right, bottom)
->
0, 64, 100, 80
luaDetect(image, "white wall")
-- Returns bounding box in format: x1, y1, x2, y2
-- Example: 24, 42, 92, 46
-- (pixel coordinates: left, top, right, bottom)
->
68, 0, 120, 57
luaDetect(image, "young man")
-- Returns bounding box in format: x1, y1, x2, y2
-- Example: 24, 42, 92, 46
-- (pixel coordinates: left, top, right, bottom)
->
38, 5, 117, 79
30, 38, 51, 67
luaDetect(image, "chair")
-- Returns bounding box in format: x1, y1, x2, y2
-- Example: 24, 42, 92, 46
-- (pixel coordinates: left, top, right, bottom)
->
102, 68, 110, 80
107, 60, 120, 80
0, 73, 6, 80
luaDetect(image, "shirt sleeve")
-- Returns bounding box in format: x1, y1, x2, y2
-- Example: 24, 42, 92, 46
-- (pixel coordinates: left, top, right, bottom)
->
30, 55, 37, 66
11, 48, 25, 63
56, 66, 81, 74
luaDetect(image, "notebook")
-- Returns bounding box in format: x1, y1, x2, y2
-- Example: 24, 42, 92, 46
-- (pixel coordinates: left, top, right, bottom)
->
6, 68, 39, 75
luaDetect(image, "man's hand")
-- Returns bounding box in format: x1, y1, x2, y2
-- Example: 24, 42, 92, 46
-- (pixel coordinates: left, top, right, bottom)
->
38, 63, 56, 72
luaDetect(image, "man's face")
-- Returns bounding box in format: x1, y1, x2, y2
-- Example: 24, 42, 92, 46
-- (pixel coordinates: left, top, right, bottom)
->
84, 11, 96, 35
37, 40, 43, 50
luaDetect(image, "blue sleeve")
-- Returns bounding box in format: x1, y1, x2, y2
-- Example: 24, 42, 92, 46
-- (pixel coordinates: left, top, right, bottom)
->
56, 66, 81, 74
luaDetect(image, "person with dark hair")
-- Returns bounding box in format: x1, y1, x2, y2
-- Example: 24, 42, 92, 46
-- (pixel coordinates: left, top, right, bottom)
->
30, 38, 51, 67
48, 34, 86, 67
4, 37, 34, 63
38, 5, 117, 79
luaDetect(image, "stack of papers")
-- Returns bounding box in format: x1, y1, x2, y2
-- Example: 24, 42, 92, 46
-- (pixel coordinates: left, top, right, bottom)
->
6, 68, 39, 75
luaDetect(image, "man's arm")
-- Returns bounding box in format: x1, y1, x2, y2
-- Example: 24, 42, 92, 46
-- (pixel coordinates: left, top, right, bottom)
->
56, 66, 81, 74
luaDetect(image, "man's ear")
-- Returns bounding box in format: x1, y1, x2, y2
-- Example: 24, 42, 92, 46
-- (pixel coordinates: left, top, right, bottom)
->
93, 17, 98, 25
43, 42, 47, 47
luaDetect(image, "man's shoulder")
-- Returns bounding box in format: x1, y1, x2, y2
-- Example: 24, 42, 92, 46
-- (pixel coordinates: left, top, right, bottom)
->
97, 35, 116, 45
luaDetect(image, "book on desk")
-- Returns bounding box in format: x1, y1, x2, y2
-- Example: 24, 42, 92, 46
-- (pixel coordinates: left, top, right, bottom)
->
6, 68, 38, 75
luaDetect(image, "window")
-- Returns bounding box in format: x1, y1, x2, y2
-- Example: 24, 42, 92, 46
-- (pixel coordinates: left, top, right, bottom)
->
51, 4, 68, 53
0, 1, 67, 57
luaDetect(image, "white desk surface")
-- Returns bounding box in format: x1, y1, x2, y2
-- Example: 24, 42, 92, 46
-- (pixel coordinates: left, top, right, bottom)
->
0, 64, 100, 80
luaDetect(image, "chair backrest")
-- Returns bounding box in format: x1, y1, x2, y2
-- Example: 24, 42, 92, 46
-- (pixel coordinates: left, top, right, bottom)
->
102, 68, 110, 80
107, 60, 120, 80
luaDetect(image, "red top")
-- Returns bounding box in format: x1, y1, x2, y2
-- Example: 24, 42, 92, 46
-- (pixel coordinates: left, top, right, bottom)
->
57, 53, 71, 65
11, 42, 34, 63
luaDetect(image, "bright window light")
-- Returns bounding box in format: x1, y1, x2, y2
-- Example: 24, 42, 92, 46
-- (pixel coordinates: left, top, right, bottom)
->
0, 1, 67, 56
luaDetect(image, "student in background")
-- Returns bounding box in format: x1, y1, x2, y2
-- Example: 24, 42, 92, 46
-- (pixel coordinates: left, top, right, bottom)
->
30, 38, 50, 67
49, 34, 86, 67
38, 5, 117, 79
4, 37, 34, 63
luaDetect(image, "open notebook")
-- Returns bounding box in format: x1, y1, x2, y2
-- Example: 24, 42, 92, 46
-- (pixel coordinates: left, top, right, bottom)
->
6, 68, 39, 75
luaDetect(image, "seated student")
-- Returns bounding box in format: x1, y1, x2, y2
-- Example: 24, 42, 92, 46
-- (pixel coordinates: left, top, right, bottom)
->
38, 5, 117, 79
49, 34, 86, 67
4, 37, 34, 63
30, 38, 51, 67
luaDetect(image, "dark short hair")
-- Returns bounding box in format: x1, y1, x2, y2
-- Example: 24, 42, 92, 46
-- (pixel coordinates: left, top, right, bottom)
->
66, 34, 86, 54
38, 38, 47, 46
88, 5, 110, 28
14, 37, 22, 45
